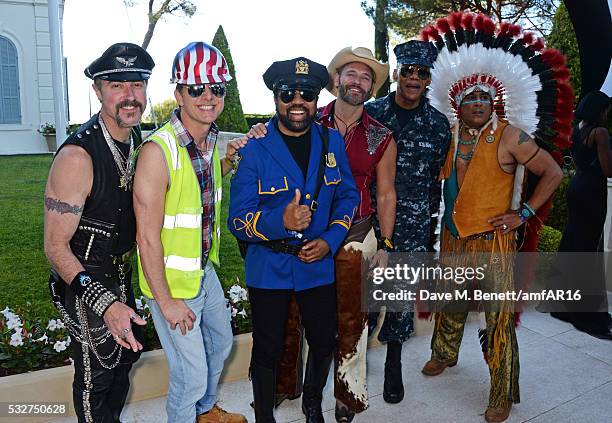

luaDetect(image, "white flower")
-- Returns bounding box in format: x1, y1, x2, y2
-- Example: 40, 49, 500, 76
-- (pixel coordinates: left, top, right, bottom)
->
53, 340, 67, 352
231, 307, 238, 318
228, 285, 248, 303
6, 316, 22, 331
35, 334, 49, 343
9, 331, 23, 347
238, 309, 247, 318
1, 306, 10, 318
135, 298, 143, 311
65, 336, 71, 346
47, 319, 59, 331
55, 319, 65, 329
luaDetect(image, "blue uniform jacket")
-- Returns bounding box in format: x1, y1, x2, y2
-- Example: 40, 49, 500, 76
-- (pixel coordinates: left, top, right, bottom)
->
228, 118, 359, 291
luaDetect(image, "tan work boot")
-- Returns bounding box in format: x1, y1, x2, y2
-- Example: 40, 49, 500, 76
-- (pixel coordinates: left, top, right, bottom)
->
484, 403, 512, 422
196, 404, 247, 423
421, 358, 457, 376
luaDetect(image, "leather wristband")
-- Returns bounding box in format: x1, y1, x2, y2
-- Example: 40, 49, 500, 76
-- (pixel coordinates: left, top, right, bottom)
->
377, 237, 395, 252
70, 271, 118, 317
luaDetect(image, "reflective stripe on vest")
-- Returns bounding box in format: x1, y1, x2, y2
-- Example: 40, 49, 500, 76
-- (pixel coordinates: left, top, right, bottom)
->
137, 121, 222, 299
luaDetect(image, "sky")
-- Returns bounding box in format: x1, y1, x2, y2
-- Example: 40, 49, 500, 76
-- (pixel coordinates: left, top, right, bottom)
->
63, 0, 401, 123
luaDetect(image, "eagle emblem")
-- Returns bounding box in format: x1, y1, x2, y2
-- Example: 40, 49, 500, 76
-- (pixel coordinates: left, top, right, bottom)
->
295, 60, 309, 75
116, 56, 137, 67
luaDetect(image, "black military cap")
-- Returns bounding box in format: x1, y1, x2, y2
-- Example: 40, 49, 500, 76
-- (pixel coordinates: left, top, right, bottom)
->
393, 40, 437, 68
263, 57, 329, 92
84, 42, 155, 81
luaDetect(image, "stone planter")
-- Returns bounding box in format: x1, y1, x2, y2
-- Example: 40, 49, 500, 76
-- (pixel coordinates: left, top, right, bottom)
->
44, 133, 57, 152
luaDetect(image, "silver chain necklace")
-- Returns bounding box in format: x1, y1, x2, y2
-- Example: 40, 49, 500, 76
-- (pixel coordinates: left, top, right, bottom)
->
98, 115, 135, 191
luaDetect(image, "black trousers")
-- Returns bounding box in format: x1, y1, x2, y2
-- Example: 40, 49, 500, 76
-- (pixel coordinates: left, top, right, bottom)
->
58, 269, 142, 423
249, 283, 336, 370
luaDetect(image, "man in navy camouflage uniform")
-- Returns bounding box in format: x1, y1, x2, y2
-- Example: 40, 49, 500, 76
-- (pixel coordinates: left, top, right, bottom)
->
365, 40, 451, 404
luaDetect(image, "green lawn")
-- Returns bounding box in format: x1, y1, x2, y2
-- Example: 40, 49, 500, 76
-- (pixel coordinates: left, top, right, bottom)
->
0, 155, 245, 321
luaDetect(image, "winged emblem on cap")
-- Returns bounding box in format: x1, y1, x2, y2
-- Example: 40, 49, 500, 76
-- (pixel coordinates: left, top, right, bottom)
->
116, 56, 137, 67
295, 60, 309, 75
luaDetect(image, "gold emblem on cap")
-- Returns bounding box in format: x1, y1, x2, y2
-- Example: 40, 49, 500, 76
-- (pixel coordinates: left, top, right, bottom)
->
326, 152, 336, 168
295, 60, 309, 75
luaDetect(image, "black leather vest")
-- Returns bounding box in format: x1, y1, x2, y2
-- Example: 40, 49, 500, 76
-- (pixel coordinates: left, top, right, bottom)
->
56, 114, 140, 273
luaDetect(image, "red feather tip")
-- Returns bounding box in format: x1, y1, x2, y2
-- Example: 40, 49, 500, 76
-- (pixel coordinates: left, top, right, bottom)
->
531, 38, 545, 51
554, 135, 572, 149
522, 32, 534, 45
550, 150, 563, 164
553, 68, 570, 81
419, 27, 431, 41
462, 13, 475, 30
508, 24, 522, 37
450, 12, 463, 29
483, 16, 496, 34
498, 22, 510, 36
554, 107, 574, 123
553, 122, 573, 136
474, 14, 485, 31
541, 49, 566, 68
436, 17, 451, 34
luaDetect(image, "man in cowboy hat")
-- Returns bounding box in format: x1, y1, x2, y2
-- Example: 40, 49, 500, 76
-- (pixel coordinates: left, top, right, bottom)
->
45, 42, 152, 422
239, 47, 396, 422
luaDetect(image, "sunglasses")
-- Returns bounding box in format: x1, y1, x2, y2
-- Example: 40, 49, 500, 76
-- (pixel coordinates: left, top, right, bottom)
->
183, 83, 226, 98
399, 64, 431, 80
278, 89, 318, 104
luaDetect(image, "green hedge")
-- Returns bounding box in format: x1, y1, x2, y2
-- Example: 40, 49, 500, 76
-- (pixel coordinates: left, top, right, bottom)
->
546, 175, 570, 232
537, 225, 563, 252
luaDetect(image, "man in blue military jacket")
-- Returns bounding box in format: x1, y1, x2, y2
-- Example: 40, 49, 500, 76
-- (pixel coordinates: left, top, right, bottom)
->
228, 57, 359, 423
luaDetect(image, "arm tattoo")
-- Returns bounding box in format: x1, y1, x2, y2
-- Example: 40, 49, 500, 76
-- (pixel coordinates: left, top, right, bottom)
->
45, 196, 84, 215
518, 130, 531, 145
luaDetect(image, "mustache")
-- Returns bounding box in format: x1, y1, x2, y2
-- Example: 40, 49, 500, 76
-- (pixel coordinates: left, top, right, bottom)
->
116, 100, 144, 113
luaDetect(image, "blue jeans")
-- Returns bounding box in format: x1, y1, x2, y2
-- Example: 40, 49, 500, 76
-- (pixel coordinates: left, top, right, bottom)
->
148, 264, 233, 423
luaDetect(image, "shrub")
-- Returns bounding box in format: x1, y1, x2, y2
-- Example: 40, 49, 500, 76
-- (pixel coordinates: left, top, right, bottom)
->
537, 225, 563, 252
546, 175, 570, 232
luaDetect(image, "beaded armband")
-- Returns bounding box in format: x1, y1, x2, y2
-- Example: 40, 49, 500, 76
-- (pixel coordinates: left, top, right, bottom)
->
517, 202, 536, 223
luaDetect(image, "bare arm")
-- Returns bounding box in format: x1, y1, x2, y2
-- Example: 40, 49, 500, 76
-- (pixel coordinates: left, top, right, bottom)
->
44, 145, 91, 283
593, 127, 612, 177
133, 142, 196, 335
376, 137, 397, 240
489, 127, 563, 233
45, 145, 144, 350
506, 127, 563, 210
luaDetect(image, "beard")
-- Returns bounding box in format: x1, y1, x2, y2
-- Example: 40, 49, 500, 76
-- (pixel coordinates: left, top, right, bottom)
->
277, 106, 317, 132
114, 99, 144, 128
339, 83, 370, 106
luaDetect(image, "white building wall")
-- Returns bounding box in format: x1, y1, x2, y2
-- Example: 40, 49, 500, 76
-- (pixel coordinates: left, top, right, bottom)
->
0, 0, 63, 154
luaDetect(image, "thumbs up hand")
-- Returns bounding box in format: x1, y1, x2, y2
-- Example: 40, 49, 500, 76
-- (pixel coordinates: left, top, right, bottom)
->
283, 189, 312, 231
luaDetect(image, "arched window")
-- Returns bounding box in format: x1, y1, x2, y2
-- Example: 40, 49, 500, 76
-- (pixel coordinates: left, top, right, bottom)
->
0, 36, 21, 124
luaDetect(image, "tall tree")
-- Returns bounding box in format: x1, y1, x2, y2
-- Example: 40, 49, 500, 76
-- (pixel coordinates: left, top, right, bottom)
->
211, 25, 249, 133
123, 1, 197, 50
362, 0, 559, 39
374, 0, 390, 97
546, 3, 580, 100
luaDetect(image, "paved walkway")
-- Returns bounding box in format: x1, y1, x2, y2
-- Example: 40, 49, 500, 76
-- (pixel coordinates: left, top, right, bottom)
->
47, 308, 612, 423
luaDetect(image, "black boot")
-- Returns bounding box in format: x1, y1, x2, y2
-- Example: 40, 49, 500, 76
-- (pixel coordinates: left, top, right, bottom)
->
383, 341, 404, 404
251, 363, 277, 423
301, 352, 333, 423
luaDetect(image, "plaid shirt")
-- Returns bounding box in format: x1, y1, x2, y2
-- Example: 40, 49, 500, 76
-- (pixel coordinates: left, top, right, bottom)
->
170, 109, 218, 267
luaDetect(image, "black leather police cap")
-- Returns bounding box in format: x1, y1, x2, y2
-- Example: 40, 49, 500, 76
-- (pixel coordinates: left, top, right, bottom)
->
263, 57, 329, 92
84, 42, 155, 81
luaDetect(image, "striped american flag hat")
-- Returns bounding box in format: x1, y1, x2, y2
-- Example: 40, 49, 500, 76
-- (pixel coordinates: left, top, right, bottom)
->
170, 42, 233, 85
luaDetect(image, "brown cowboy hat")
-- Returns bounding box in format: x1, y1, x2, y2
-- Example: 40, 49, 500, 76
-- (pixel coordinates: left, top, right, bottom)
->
326, 46, 389, 97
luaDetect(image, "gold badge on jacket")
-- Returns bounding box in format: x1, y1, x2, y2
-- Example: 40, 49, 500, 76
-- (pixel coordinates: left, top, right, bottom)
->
326, 152, 336, 168
295, 60, 309, 75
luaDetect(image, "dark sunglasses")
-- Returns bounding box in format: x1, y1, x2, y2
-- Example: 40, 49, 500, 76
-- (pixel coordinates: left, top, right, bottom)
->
399, 64, 431, 80
278, 89, 318, 104
183, 83, 226, 98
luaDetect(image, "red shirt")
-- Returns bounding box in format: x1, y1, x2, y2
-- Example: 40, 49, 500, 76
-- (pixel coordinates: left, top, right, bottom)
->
319, 100, 393, 220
